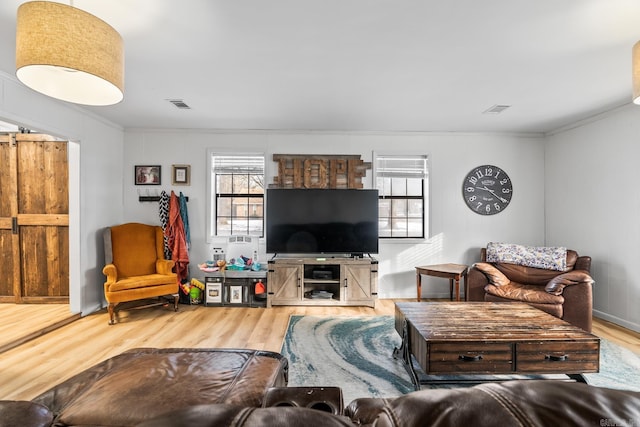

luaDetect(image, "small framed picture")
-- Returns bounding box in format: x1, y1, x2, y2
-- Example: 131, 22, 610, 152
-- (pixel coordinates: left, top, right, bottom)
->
172, 164, 191, 185
135, 165, 161, 185
229, 285, 244, 304
205, 282, 222, 304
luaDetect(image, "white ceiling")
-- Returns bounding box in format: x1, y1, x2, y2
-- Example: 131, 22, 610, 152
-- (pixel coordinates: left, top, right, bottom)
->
1, 0, 640, 134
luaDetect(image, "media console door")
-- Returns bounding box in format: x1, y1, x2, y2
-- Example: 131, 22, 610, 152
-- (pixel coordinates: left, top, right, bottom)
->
268, 263, 302, 305
342, 263, 377, 304
267, 258, 377, 308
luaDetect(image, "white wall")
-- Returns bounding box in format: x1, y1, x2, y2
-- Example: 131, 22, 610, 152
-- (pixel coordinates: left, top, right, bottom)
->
0, 71, 124, 315
3, 69, 637, 332
545, 105, 640, 332
8, 69, 634, 332
123, 129, 546, 299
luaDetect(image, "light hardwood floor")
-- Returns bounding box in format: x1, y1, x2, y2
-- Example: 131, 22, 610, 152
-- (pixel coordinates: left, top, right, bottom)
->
0, 304, 80, 353
0, 300, 638, 401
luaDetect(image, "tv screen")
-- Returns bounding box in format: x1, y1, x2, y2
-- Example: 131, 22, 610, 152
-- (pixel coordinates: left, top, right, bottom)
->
266, 189, 379, 255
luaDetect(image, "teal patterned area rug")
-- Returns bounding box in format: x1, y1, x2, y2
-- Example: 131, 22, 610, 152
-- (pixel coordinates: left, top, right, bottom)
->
280, 315, 640, 405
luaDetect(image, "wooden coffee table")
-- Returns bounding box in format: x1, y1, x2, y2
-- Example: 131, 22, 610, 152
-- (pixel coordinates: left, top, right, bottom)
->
393, 302, 600, 390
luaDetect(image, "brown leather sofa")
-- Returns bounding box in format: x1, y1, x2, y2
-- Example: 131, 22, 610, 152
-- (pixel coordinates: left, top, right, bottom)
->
467, 247, 594, 332
139, 381, 640, 426
0, 348, 288, 427
2, 369, 639, 426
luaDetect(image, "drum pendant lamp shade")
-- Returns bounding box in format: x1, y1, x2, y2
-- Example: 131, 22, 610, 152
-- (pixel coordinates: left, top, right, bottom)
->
633, 41, 640, 105
15, 1, 124, 106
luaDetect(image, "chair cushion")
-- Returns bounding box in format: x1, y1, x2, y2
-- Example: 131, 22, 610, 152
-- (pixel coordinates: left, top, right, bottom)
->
110, 223, 160, 277
33, 348, 288, 427
484, 282, 564, 305
472, 262, 510, 286
493, 263, 567, 287
106, 274, 176, 292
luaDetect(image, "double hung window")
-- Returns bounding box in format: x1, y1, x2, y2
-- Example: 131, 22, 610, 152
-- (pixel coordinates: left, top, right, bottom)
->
375, 155, 428, 239
210, 154, 265, 237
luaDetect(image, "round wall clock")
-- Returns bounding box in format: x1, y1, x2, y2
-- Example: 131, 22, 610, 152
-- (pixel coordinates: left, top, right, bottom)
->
462, 165, 513, 215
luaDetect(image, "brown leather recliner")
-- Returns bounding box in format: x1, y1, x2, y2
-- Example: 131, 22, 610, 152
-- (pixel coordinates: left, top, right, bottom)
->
467, 247, 594, 332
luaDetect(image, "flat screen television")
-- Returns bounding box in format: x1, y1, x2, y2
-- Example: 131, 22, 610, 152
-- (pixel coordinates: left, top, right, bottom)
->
266, 189, 379, 255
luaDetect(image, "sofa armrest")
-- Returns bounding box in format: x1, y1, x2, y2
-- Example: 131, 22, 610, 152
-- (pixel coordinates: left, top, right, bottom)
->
574, 256, 591, 273
0, 400, 53, 427
156, 259, 176, 275
467, 265, 490, 301
545, 270, 594, 295
344, 381, 640, 427
102, 264, 117, 283
345, 397, 394, 426
561, 279, 594, 332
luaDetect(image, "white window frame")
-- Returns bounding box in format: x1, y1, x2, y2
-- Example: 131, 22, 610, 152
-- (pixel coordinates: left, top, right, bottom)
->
374, 152, 430, 240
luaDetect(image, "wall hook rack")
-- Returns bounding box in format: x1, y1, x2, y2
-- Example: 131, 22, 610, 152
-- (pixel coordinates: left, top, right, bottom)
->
137, 189, 188, 203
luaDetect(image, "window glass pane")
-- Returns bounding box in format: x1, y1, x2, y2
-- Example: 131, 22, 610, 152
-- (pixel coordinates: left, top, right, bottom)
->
406, 178, 422, 196
217, 175, 232, 193
407, 218, 423, 237
217, 219, 231, 235
391, 218, 408, 236
249, 175, 264, 194
248, 197, 263, 217
248, 219, 263, 236
217, 197, 231, 216
232, 174, 249, 194
232, 197, 249, 218
231, 218, 248, 235
376, 177, 391, 196
378, 199, 391, 218
391, 199, 407, 217
390, 178, 406, 196
408, 200, 423, 218
378, 218, 391, 237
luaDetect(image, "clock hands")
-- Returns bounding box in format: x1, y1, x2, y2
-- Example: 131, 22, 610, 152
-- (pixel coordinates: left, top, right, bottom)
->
475, 186, 508, 203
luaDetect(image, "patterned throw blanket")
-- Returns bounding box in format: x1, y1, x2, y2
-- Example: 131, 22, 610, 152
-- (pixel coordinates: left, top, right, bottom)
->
486, 242, 567, 271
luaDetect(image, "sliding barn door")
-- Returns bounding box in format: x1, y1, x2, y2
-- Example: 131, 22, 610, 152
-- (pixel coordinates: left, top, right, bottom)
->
0, 133, 69, 303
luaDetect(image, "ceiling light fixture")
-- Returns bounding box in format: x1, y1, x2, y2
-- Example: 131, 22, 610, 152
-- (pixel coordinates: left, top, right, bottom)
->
633, 41, 640, 104
15, 1, 124, 106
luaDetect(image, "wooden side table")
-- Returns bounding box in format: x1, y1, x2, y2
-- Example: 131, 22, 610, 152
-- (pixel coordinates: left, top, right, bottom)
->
415, 264, 468, 301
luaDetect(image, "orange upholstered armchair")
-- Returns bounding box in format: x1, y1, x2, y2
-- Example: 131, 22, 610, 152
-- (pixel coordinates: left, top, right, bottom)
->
103, 223, 178, 324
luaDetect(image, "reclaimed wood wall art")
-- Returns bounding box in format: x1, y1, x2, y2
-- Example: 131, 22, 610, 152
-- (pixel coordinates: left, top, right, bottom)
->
271, 154, 371, 189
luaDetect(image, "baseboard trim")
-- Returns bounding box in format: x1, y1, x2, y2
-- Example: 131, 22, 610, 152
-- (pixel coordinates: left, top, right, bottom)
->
0, 312, 82, 354
593, 310, 640, 334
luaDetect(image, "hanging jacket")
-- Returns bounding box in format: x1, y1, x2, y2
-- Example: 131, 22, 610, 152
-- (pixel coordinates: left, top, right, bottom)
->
179, 191, 190, 249
158, 190, 171, 259
165, 191, 189, 286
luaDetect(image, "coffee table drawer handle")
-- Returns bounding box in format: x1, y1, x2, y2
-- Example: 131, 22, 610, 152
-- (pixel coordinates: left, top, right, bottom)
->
458, 354, 483, 362
545, 354, 569, 361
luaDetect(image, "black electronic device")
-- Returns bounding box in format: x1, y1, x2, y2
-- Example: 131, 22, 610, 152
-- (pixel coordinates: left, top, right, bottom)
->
266, 189, 379, 255
312, 269, 333, 280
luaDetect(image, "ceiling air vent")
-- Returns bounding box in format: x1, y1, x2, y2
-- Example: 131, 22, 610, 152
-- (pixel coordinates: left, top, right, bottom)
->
483, 104, 511, 114
167, 99, 191, 109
